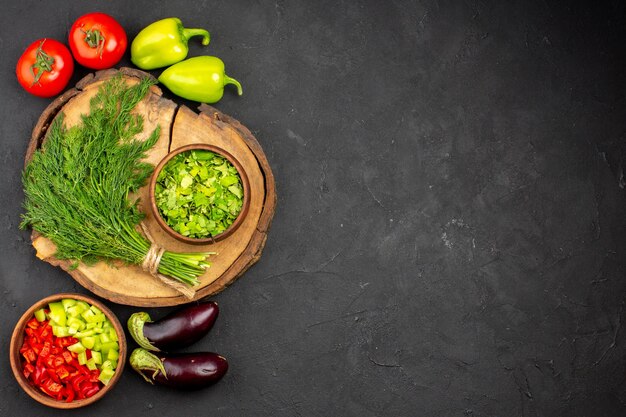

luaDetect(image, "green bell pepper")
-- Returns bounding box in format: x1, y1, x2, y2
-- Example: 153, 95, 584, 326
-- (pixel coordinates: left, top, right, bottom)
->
131, 18, 210, 70
158, 56, 243, 104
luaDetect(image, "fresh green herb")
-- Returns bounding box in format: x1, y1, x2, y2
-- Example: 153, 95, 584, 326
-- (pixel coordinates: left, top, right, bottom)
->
155, 150, 244, 238
21, 75, 213, 287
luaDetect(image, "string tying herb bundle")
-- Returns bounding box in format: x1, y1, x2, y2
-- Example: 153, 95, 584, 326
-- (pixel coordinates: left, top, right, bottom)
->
21, 75, 213, 294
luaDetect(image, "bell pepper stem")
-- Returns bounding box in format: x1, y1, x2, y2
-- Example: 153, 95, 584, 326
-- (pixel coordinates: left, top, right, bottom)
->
224, 75, 243, 96
182, 28, 210, 46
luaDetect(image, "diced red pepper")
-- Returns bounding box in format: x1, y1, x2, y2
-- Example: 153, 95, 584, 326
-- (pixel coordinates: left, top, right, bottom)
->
26, 318, 40, 329
22, 348, 37, 363
89, 369, 100, 383
56, 365, 70, 380
64, 386, 75, 403
50, 382, 63, 394
71, 374, 88, 392
39, 341, 51, 358
23, 363, 35, 379
53, 356, 65, 368
21, 317, 107, 403
32, 365, 46, 385
39, 325, 51, 339
44, 356, 55, 368
57, 337, 78, 347
46, 368, 61, 383
82, 384, 100, 398
41, 379, 63, 396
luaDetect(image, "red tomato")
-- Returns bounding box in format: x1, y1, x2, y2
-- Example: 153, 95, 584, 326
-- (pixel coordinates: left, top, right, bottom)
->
69, 12, 127, 70
16, 38, 74, 98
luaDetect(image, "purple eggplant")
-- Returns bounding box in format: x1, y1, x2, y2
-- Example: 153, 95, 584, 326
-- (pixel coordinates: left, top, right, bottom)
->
130, 348, 228, 390
128, 301, 219, 351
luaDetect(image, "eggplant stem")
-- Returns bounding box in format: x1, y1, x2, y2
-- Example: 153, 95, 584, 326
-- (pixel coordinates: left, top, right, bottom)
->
130, 348, 168, 384
128, 312, 160, 351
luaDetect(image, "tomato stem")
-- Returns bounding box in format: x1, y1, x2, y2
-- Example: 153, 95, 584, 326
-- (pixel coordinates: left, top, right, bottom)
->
82, 28, 106, 58
30, 40, 55, 86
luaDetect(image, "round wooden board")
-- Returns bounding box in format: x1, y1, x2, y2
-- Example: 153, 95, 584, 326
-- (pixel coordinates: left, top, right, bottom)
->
24, 68, 276, 307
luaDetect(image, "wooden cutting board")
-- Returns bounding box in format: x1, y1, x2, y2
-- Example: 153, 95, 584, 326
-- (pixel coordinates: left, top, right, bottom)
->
24, 68, 276, 307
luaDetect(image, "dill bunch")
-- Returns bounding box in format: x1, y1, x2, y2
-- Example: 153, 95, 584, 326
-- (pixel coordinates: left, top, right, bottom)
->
21, 75, 212, 287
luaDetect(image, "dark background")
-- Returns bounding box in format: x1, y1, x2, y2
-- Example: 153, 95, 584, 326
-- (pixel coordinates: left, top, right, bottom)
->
1, 0, 626, 416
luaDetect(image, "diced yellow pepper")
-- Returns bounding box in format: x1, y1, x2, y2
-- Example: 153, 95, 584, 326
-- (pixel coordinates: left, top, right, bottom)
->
100, 342, 118, 356
52, 326, 70, 337
67, 342, 86, 354
99, 369, 115, 385
81, 336, 96, 349
34, 309, 46, 322
86, 358, 97, 371
91, 351, 102, 365
109, 329, 118, 342
107, 349, 119, 361
48, 302, 66, 326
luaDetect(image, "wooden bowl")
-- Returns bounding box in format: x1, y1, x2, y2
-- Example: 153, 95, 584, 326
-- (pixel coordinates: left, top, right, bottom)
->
9, 293, 126, 409
149, 143, 251, 245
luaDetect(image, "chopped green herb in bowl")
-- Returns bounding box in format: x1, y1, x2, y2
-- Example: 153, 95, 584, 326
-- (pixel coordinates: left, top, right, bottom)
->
150, 145, 249, 243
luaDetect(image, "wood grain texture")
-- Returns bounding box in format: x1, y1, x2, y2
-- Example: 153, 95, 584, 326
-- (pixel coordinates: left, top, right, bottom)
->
25, 68, 276, 307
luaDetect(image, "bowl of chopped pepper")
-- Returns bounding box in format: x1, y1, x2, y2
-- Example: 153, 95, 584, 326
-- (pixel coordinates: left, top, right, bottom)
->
9, 293, 126, 409
149, 144, 250, 244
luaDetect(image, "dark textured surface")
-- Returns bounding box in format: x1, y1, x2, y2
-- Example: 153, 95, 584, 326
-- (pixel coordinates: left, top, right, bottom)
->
1, 1, 626, 416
